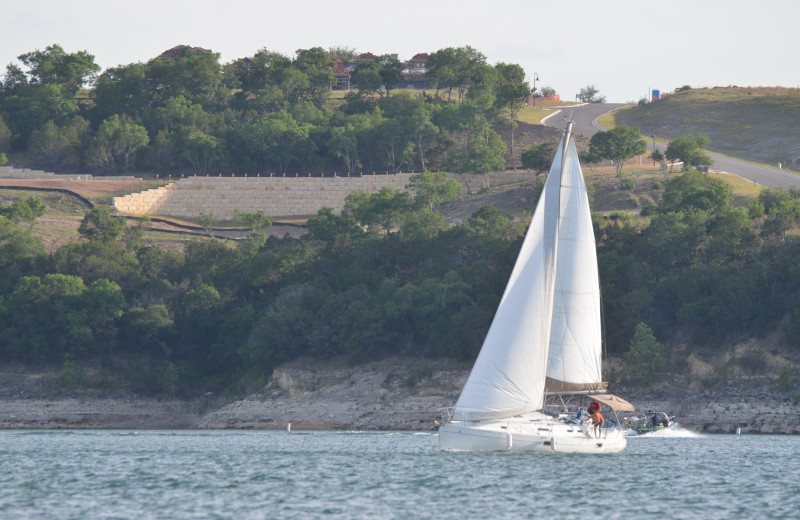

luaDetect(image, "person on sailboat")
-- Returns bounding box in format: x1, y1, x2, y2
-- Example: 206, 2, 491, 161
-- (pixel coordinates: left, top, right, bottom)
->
588, 401, 604, 427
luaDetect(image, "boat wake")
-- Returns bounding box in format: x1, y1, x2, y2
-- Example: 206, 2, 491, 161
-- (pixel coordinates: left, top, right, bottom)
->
633, 428, 701, 438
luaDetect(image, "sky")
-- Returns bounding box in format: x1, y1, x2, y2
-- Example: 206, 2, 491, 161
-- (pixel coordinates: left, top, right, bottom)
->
2, 0, 798, 103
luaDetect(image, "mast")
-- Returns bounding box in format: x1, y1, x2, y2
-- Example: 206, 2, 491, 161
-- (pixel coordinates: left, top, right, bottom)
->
544, 121, 605, 394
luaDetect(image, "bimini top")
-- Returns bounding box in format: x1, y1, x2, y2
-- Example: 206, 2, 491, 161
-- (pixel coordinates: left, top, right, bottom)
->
589, 394, 635, 412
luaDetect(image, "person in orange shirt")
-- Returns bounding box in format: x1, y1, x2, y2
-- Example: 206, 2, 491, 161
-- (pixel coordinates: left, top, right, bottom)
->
588, 400, 604, 427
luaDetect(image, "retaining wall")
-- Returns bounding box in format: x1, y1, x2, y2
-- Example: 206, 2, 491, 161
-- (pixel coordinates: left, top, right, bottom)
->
113, 171, 535, 219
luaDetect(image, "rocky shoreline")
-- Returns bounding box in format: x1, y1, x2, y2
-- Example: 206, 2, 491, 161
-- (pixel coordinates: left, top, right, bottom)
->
1, 362, 799, 434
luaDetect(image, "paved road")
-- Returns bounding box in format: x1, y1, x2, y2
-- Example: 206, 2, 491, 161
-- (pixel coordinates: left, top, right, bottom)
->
542, 103, 800, 190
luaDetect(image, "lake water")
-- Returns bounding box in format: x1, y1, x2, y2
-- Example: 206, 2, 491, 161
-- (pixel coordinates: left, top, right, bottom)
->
1, 429, 798, 519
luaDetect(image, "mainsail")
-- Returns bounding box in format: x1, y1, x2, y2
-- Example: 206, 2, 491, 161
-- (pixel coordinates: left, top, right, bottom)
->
452, 123, 605, 421
545, 130, 604, 394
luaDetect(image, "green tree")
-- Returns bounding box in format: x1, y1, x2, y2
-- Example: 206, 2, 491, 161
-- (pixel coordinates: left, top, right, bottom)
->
328, 46, 358, 62
624, 322, 667, 384
0, 83, 80, 148
665, 134, 712, 171
343, 187, 414, 234
240, 110, 313, 173
578, 84, 606, 103
78, 206, 125, 242
407, 171, 462, 210
651, 148, 665, 167
376, 54, 403, 96
0, 196, 46, 224
291, 47, 334, 105
0, 215, 46, 292
146, 46, 224, 107
426, 46, 489, 103
118, 304, 174, 356
91, 114, 150, 172
406, 102, 439, 172
91, 63, 150, 123
16, 44, 100, 96
437, 95, 506, 175
27, 116, 90, 171
0, 274, 89, 362
493, 62, 530, 154
182, 130, 220, 175
0, 115, 11, 152
350, 61, 384, 97
540, 86, 556, 98
196, 212, 217, 236
521, 141, 558, 174
589, 125, 647, 176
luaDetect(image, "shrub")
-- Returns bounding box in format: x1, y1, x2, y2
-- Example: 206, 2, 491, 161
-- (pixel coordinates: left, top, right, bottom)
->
737, 349, 767, 373
778, 365, 793, 392
623, 322, 667, 385
619, 176, 636, 192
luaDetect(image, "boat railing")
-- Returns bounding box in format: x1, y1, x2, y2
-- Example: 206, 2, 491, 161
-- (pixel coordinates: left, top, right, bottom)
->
438, 407, 455, 423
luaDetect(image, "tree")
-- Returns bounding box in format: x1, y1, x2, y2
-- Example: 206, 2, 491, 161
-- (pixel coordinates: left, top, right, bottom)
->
426, 46, 488, 103
589, 125, 647, 176
540, 86, 556, 98
0, 215, 46, 293
494, 62, 530, 154
327, 119, 362, 174
578, 84, 606, 103
239, 110, 313, 173
624, 322, 667, 385
328, 46, 358, 62
78, 206, 125, 242
521, 141, 558, 174
437, 95, 506, 175
651, 149, 665, 167
292, 47, 334, 104
0, 196, 46, 225
91, 114, 150, 173
407, 171, 462, 211
16, 44, 100, 96
196, 212, 217, 236
350, 61, 383, 97
27, 116, 90, 171
182, 130, 220, 175
0, 115, 11, 152
407, 103, 439, 172
233, 209, 272, 233
343, 187, 414, 234
665, 133, 713, 171
146, 46, 224, 107
0, 83, 80, 148
91, 63, 151, 123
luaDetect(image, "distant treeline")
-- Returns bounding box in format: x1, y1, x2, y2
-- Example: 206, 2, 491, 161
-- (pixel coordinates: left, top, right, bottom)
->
0, 44, 534, 176
2, 170, 800, 394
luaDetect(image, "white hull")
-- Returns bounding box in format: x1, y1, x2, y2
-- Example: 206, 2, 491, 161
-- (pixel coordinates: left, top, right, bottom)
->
439, 412, 628, 454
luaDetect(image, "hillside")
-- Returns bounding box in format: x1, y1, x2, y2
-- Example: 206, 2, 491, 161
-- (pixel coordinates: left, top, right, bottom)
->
615, 87, 800, 170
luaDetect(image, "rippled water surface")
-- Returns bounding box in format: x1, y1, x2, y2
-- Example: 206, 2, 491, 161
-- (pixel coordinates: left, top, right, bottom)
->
1, 429, 798, 519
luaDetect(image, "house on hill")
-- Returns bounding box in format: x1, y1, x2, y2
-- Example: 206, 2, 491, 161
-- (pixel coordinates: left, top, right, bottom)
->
330, 51, 431, 91
398, 52, 430, 90
331, 55, 351, 90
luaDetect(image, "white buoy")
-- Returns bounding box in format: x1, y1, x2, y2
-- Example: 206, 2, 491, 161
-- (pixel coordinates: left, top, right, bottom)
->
287, 422, 292, 433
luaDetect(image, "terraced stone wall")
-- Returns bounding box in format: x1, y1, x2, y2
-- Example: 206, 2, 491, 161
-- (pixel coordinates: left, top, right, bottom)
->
113, 171, 534, 219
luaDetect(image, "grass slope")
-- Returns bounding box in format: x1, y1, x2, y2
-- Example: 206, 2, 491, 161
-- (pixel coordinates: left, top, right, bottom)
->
613, 87, 800, 170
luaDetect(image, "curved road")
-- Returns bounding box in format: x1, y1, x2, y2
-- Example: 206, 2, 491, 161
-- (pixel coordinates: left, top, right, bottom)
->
543, 103, 800, 190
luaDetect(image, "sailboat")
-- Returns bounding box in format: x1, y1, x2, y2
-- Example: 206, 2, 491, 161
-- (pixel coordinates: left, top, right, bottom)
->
438, 122, 634, 453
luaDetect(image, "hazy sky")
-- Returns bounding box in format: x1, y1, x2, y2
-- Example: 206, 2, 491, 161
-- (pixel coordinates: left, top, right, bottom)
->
2, 0, 798, 102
